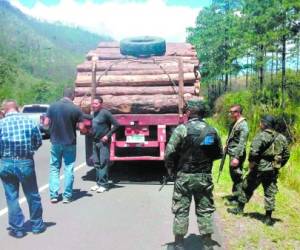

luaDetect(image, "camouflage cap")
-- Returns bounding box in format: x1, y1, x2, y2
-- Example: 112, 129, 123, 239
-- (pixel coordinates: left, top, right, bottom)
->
186, 99, 209, 116
261, 115, 275, 129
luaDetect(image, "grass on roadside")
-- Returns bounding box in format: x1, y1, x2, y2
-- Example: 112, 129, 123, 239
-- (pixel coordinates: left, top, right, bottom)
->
212, 156, 300, 250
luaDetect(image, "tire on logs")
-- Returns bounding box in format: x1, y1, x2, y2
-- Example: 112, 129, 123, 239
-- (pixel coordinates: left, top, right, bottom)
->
120, 36, 166, 57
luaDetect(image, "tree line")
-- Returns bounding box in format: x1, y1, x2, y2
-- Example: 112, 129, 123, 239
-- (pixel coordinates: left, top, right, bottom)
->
187, 0, 300, 108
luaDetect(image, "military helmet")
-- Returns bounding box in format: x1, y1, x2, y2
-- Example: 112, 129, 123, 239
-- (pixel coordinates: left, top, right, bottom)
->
186, 99, 210, 117
261, 115, 276, 129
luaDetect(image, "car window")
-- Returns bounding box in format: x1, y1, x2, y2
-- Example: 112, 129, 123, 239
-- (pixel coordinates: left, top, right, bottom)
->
22, 106, 48, 113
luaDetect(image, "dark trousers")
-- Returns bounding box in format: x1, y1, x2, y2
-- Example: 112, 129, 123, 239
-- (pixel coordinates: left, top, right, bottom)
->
238, 169, 279, 211
0, 159, 44, 233
229, 151, 246, 196
92, 141, 110, 188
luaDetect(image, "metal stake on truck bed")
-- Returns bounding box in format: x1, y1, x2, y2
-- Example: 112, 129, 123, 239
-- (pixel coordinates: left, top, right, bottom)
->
178, 57, 184, 117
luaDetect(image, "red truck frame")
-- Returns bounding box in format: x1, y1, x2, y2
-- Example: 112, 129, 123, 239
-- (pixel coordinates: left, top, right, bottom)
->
85, 113, 187, 165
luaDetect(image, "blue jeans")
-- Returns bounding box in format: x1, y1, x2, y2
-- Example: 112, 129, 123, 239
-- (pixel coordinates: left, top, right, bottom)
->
92, 141, 110, 188
49, 144, 76, 200
0, 159, 44, 233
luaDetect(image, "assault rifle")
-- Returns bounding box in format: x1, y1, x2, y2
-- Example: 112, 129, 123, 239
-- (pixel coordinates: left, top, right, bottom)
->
217, 146, 227, 183
159, 174, 175, 191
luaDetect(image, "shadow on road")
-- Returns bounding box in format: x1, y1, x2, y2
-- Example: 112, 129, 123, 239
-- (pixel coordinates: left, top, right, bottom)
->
9, 221, 57, 233
81, 161, 167, 184
72, 188, 93, 202
164, 233, 221, 250
49, 189, 93, 203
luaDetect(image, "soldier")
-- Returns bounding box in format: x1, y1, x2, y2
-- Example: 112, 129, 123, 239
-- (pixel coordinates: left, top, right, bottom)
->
227, 115, 290, 226
226, 104, 249, 203
165, 100, 223, 250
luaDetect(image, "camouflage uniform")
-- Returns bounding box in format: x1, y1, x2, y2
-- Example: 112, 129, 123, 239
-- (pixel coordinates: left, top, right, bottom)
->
238, 129, 290, 211
227, 119, 249, 196
165, 118, 222, 237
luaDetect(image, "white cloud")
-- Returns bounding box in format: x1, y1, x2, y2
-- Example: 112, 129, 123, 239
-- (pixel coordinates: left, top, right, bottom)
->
10, 0, 201, 42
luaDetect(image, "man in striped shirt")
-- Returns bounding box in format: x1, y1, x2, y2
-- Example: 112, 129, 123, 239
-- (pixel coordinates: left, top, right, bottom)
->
0, 100, 45, 238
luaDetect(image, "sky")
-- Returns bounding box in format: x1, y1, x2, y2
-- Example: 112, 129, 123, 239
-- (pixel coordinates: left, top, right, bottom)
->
9, 0, 211, 42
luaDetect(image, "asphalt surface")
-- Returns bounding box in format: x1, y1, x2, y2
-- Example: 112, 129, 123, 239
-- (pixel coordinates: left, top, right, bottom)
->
0, 134, 224, 250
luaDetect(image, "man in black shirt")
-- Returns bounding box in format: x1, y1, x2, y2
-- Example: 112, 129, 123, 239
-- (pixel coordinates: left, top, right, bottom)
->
90, 97, 120, 193
44, 87, 84, 203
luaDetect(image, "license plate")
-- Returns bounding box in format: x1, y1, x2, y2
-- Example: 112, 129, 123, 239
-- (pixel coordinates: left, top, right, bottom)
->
126, 135, 145, 143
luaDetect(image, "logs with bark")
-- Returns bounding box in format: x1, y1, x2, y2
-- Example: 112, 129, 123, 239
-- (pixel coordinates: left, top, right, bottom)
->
74, 94, 195, 114
74, 41, 201, 114
75, 72, 197, 86
75, 86, 195, 96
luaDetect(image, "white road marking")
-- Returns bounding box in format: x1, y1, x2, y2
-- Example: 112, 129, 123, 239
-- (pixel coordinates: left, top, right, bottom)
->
0, 162, 86, 217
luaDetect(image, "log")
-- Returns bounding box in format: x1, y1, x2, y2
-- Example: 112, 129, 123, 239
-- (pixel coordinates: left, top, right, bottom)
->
74, 86, 195, 96
77, 61, 198, 72
86, 53, 198, 61
76, 66, 194, 75
78, 68, 194, 75
74, 94, 196, 114
87, 48, 197, 58
75, 72, 197, 87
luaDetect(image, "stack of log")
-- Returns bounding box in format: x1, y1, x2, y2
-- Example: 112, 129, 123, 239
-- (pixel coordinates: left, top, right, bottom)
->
74, 42, 201, 114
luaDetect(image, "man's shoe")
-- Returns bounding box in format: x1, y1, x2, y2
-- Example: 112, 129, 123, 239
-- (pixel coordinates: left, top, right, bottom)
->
227, 207, 244, 215
8, 230, 26, 238
90, 185, 100, 191
96, 186, 107, 193
32, 225, 47, 234
62, 197, 72, 204
50, 198, 58, 203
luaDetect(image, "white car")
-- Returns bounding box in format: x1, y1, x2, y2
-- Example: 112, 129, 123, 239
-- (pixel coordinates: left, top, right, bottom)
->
21, 104, 50, 139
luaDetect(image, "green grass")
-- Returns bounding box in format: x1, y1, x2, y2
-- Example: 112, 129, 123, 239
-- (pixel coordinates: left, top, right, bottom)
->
211, 135, 300, 249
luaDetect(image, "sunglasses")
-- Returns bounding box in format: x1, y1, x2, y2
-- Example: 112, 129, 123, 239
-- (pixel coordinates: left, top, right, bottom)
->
229, 110, 239, 114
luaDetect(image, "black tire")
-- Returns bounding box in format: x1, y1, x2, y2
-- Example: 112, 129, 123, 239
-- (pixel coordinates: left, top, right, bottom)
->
120, 36, 166, 57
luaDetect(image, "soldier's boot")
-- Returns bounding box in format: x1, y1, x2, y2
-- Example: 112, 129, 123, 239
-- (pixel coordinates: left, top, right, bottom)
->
174, 235, 185, 250
263, 210, 273, 226
227, 202, 245, 215
201, 233, 214, 250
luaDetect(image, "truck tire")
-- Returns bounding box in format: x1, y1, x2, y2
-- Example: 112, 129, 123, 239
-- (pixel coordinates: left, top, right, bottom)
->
120, 36, 166, 57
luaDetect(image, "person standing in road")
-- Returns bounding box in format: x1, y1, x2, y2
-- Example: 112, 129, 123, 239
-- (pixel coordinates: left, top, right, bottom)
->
0, 100, 45, 238
90, 96, 120, 193
44, 87, 84, 204
225, 104, 249, 203
165, 100, 223, 250
227, 115, 290, 226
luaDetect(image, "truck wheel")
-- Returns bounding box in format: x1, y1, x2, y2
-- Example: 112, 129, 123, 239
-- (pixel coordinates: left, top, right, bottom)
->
120, 36, 166, 57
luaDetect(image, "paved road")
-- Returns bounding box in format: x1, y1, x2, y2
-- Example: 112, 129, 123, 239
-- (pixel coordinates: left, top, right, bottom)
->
0, 135, 224, 250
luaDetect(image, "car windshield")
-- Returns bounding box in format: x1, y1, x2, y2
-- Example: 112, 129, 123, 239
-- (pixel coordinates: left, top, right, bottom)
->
23, 106, 48, 113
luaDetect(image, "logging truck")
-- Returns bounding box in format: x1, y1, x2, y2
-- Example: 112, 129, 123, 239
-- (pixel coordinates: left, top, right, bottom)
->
74, 37, 201, 164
